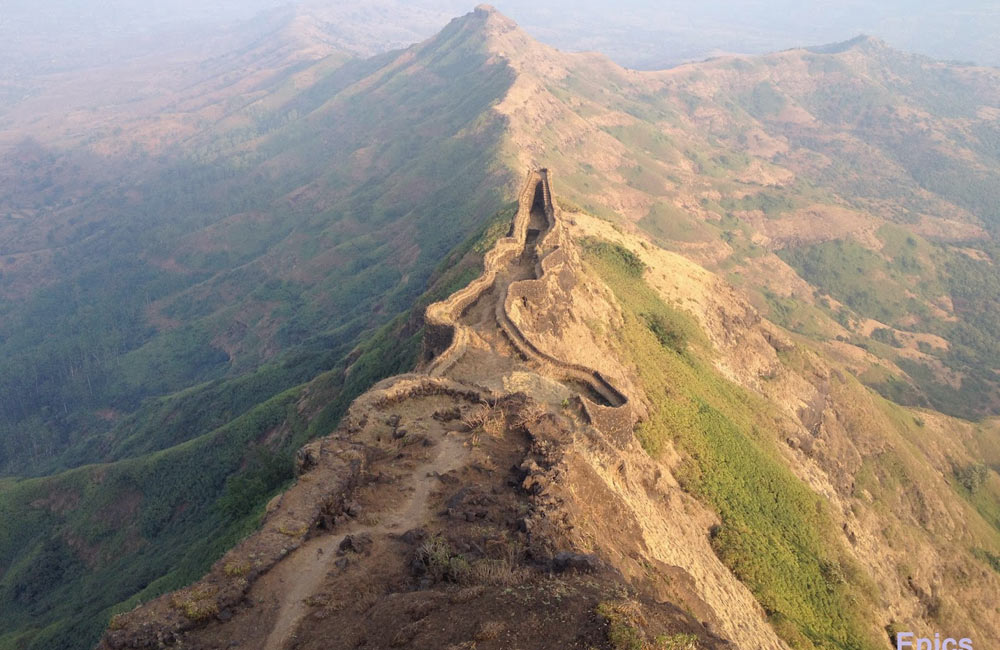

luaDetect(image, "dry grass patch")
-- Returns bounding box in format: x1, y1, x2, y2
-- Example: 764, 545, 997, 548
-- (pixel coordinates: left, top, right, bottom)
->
223, 558, 251, 577
462, 403, 506, 438
475, 620, 505, 641
170, 584, 219, 621
511, 401, 548, 430
277, 522, 308, 536
466, 557, 532, 587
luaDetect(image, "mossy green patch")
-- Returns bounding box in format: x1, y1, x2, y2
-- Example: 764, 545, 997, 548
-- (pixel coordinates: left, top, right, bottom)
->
640, 202, 718, 244
583, 238, 879, 650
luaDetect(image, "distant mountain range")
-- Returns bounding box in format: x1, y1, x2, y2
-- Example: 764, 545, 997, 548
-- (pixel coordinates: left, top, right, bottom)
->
4, 0, 1000, 78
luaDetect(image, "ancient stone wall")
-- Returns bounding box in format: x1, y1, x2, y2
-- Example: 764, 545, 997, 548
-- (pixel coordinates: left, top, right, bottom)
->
423, 168, 636, 438
421, 169, 542, 377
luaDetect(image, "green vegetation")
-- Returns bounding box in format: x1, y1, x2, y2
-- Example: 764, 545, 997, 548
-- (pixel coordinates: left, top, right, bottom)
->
0, 197, 511, 650
640, 202, 718, 244
579, 238, 647, 276
0, 387, 300, 650
597, 600, 646, 650
870, 327, 903, 348
973, 548, 1000, 574
417, 536, 471, 583
719, 190, 798, 219
596, 600, 701, 650
780, 237, 1000, 419
950, 460, 1000, 533
779, 239, 916, 324
743, 81, 787, 118
761, 290, 836, 340
601, 124, 680, 163
656, 634, 699, 650
954, 463, 989, 494
939, 244, 1000, 397
584, 239, 879, 650
682, 148, 749, 179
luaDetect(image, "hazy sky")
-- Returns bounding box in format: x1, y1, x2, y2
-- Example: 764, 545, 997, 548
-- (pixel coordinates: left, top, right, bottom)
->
4, 0, 1000, 71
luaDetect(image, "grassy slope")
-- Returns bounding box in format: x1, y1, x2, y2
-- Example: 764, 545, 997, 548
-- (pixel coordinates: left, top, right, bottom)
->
582, 240, 880, 650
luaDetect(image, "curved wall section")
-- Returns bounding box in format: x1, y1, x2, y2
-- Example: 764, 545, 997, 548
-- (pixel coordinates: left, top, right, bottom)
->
421, 169, 635, 440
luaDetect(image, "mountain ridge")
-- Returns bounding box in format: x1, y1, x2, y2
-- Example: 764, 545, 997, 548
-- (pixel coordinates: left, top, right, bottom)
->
98, 168, 789, 650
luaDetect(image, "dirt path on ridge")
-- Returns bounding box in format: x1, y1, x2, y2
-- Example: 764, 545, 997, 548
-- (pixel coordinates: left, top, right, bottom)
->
259, 432, 468, 650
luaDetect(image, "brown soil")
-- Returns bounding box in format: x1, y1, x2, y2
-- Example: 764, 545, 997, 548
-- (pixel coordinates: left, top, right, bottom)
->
260, 433, 467, 650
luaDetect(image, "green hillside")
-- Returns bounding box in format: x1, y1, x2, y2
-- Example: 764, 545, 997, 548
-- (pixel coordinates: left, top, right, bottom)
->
0, 201, 513, 650
0, 12, 515, 477
0, 11, 517, 649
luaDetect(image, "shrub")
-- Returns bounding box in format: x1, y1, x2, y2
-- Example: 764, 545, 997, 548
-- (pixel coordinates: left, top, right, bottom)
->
418, 537, 469, 583
462, 403, 506, 438
596, 600, 646, 650
955, 463, 989, 494
870, 327, 903, 348
643, 312, 687, 355
223, 559, 251, 577
169, 585, 219, 621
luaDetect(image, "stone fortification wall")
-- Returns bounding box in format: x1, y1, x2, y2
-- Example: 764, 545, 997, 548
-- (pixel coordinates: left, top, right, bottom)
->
422, 169, 542, 377
423, 169, 636, 439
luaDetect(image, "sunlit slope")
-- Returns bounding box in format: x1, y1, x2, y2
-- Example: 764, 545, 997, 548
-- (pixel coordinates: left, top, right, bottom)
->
569, 210, 1000, 648
471, 15, 1000, 644
488, 28, 1000, 419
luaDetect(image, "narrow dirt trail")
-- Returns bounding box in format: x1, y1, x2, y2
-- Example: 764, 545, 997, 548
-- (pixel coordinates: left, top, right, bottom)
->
259, 433, 468, 650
